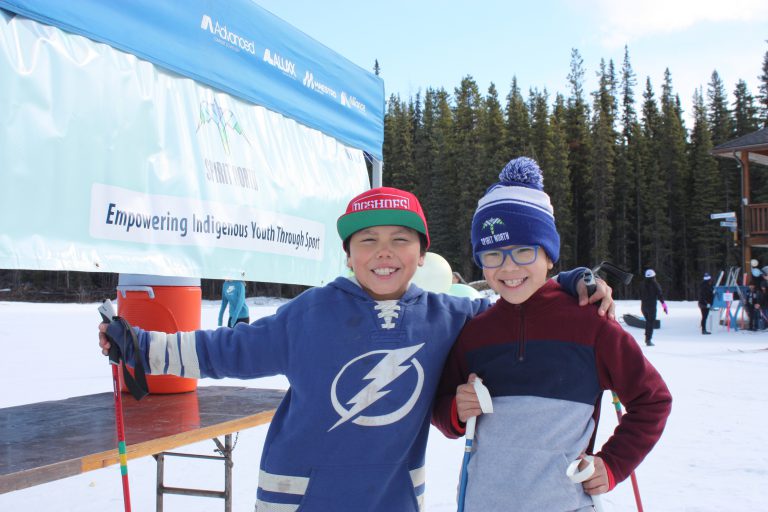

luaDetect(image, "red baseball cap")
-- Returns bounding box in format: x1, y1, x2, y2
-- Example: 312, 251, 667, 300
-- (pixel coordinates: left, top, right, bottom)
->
337, 187, 430, 247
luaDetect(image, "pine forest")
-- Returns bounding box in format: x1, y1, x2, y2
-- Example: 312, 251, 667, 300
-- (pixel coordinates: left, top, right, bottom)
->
380, 46, 768, 299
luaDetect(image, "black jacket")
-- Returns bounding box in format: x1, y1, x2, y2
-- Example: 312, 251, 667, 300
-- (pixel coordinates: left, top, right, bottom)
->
698, 280, 714, 307
641, 277, 664, 310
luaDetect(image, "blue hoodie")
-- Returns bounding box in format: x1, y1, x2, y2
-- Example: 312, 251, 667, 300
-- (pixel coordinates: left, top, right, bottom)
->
122, 271, 584, 511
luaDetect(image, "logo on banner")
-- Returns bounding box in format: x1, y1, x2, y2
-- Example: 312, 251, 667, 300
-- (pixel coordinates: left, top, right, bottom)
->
263, 48, 297, 78
341, 91, 367, 113
200, 15, 256, 55
329, 344, 425, 431
197, 99, 251, 154
302, 71, 338, 98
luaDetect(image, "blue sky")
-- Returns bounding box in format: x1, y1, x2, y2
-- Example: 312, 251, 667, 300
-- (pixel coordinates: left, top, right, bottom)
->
255, 0, 767, 124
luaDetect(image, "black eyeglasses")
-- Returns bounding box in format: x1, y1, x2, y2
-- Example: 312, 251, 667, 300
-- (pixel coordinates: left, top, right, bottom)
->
478, 246, 539, 268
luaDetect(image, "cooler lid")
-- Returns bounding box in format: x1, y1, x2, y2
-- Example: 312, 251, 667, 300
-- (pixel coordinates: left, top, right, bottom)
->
118, 274, 200, 287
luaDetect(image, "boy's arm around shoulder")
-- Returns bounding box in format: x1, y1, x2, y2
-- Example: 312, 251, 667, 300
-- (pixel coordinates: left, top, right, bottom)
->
593, 320, 672, 484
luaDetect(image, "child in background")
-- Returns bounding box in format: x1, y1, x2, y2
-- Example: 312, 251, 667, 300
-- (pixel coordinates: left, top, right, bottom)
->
99, 186, 614, 512
218, 279, 249, 327
432, 157, 672, 512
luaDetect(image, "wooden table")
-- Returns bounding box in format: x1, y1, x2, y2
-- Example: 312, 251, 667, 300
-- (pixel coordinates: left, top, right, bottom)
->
0, 386, 285, 510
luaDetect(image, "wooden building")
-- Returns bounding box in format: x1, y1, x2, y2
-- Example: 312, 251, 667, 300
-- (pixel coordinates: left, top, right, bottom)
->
711, 127, 768, 272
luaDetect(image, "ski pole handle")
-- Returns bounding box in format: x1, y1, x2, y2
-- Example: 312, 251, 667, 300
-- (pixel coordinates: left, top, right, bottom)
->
98, 299, 122, 365
583, 269, 597, 296
566, 455, 606, 512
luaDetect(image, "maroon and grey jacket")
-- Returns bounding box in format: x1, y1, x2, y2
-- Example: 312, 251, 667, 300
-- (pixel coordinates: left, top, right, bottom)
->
432, 280, 672, 511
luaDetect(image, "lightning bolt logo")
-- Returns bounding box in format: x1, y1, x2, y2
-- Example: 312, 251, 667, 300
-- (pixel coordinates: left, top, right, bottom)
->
329, 344, 425, 431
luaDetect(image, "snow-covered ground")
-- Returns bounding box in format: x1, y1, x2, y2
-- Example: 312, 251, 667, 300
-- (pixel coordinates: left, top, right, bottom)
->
0, 296, 766, 511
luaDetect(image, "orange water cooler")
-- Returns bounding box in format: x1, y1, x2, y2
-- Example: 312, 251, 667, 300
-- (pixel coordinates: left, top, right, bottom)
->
116, 274, 201, 394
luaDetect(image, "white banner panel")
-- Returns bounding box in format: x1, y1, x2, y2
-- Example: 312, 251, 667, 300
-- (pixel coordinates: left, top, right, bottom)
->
0, 12, 370, 285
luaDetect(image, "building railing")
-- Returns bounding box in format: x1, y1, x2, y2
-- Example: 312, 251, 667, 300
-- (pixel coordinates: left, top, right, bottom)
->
747, 203, 768, 236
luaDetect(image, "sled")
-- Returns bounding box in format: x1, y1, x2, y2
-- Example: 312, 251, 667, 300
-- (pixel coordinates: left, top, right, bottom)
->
623, 313, 660, 329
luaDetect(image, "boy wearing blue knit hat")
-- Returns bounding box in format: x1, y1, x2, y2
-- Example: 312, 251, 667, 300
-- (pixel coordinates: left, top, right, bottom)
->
432, 157, 672, 511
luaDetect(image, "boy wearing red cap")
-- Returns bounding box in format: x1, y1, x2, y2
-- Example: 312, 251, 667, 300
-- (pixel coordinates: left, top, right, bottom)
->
99, 185, 612, 512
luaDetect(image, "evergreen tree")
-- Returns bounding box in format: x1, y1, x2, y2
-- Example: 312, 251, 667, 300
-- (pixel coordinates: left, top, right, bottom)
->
565, 49, 593, 265
382, 95, 416, 191
758, 42, 768, 127
480, 83, 508, 181
658, 69, 690, 297
549, 94, 575, 270
638, 77, 665, 278
707, 71, 739, 227
373, 59, 380, 76
614, 46, 641, 288
733, 79, 759, 136
410, 92, 427, 199
425, 89, 457, 262
452, 76, 484, 280
529, 88, 553, 167
590, 58, 618, 263
689, 88, 723, 279
504, 77, 531, 158
413, 90, 436, 214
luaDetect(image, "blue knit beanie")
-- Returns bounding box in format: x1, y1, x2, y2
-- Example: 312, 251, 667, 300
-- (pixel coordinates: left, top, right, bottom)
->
471, 157, 560, 266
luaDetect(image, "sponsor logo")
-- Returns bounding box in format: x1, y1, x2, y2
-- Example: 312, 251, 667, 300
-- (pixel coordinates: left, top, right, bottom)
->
302, 71, 338, 98
196, 99, 251, 154
340, 91, 367, 113
263, 48, 297, 78
329, 344, 425, 430
200, 15, 256, 55
480, 217, 510, 246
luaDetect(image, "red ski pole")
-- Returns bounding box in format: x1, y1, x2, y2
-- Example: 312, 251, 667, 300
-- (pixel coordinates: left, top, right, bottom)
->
112, 362, 132, 512
100, 299, 132, 512
611, 392, 644, 512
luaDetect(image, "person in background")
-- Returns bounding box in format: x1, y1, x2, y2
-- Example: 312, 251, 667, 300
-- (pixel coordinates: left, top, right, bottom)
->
640, 269, 667, 346
218, 280, 249, 327
744, 282, 762, 332
432, 157, 672, 511
452, 271, 467, 284
698, 273, 714, 335
760, 281, 768, 330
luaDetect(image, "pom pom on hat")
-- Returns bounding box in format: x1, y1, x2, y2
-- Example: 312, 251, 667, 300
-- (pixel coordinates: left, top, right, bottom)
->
498, 156, 544, 189
471, 157, 560, 265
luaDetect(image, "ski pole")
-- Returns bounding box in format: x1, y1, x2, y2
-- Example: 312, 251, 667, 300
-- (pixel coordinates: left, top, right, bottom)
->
111, 360, 132, 512
457, 378, 493, 512
611, 392, 644, 512
99, 299, 132, 512
566, 455, 606, 512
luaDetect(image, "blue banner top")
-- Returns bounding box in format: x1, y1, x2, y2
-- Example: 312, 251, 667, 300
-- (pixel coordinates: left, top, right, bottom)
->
0, 0, 384, 159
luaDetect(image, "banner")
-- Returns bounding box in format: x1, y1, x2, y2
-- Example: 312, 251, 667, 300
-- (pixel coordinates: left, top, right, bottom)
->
0, 0, 385, 159
0, 12, 370, 285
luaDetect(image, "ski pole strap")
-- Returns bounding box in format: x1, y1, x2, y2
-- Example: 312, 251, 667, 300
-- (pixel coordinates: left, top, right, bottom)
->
111, 317, 149, 401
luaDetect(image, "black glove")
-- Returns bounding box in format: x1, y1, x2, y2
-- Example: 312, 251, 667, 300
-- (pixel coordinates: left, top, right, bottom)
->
105, 317, 135, 365
99, 301, 148, 401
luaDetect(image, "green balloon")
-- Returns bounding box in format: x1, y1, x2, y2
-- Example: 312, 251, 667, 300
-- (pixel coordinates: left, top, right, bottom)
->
448, 283, 481, 299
